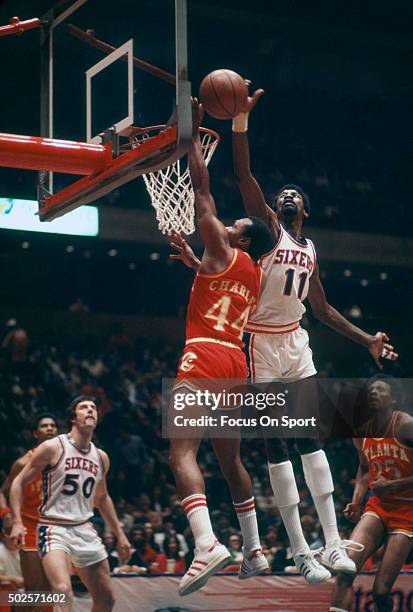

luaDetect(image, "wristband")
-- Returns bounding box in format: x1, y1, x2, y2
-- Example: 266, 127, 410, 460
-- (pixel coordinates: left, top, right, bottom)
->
232, 112, 249, 133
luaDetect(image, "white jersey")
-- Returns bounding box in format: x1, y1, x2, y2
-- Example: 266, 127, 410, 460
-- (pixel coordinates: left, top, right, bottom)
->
40, 434, 104, 526
245, 225, 317, 334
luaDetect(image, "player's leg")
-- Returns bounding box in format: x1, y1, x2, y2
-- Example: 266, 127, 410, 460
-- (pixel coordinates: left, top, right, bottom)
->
41, 550, 73, 611
20, 550, 53, 612
371, 533, 413, 611
169, 436, 217, 549
265, 433, 331, 583
211, 435, 269, 578
330, 514, 386, 611
169, 436, 230, 595
292, 377, 355, 573
76, 559, 115, 612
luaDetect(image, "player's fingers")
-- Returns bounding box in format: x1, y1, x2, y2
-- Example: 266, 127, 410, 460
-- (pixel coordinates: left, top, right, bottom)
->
252, 88, 265, 103
169, 242, 182, 251
374, 355, 383, 369
169, 255, 182, 260
244, 79, 251, 86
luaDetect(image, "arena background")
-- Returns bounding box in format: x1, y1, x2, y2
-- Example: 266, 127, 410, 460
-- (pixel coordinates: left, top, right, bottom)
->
0, 1, 412, 609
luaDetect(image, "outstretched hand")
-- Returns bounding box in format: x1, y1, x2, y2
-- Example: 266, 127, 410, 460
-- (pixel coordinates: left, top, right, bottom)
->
368, 332, 398, 369
191, 97, 204, 134
240, 80, 264, 113
169, 231, 201, 271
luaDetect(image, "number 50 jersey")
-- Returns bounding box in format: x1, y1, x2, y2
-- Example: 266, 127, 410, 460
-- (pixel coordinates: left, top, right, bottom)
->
245, 225, 316, 335
40, 434, 104, 526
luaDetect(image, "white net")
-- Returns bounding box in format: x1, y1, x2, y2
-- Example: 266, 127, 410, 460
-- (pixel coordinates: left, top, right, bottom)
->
133, 127, 219, 235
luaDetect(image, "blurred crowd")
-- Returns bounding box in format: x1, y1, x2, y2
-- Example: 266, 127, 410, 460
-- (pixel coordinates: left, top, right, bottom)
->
0, 319, 411, 576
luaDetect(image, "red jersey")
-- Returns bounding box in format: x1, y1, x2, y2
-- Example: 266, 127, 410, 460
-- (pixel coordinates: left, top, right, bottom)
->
21, 450, 42, 521
185, 248, 262, 350
362, 411, 413, 503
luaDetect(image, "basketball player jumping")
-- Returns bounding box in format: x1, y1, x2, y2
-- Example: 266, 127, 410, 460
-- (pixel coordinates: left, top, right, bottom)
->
173, 90, 397, 583
169, 100, 275, 596
230, 87, 398, 583
9, 396, 131, 612
1, 414, 58, 612
330, 379, 413, 612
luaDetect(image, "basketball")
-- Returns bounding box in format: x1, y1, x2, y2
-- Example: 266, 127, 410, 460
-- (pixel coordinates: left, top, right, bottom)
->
199, 69, 248, 120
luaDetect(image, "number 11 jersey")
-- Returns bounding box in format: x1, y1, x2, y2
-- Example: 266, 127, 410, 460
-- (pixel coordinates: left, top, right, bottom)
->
245, 225, 317, 335
40, 434, 104, 526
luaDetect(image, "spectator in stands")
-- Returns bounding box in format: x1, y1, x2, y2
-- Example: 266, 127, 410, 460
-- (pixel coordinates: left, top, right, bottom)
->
152, 536, 186, 574
112, 423, 148, 500
128, 526, 158, 570
103, 532, 120, 572
227, 534, 243, 564
1, 319, 28, 365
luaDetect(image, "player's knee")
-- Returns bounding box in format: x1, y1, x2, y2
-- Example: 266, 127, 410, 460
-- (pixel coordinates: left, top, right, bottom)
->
54, 581, 73, 602
169, 447, 185, 473
218, 454, 243, 482
372, 591, 393, 611
295, 437, 320, 455
265, 438, 289, 463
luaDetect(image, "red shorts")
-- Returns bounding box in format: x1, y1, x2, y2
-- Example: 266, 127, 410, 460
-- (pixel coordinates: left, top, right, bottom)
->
364, 495, 413, 537
21, 515, 39, 552
177, 341, 247, 380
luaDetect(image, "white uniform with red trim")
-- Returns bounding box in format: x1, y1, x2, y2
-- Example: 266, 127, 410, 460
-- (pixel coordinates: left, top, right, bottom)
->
37, 434, 107, 568
245, 225, 317, 382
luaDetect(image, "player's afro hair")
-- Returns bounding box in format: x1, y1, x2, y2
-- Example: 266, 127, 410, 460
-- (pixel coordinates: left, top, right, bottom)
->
244, 216, 275, 261
273, 183, 311, 216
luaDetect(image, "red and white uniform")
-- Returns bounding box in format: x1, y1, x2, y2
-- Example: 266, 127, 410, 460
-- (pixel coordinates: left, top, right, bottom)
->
177, 248, 262, 381
362, 412, 413, 537
38, 434, 107, 568
20, 452, 43, 552
245, 225, 317, 382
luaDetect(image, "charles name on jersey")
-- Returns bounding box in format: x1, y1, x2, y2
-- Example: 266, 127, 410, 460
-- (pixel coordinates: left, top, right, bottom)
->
64, 456, 100, 476
208, 279, 257, 309
363, 441, 410, 464
273, 249, 314, 274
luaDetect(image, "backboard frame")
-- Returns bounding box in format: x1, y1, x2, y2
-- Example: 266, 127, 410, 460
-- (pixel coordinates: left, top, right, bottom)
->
35, 0, 192, 220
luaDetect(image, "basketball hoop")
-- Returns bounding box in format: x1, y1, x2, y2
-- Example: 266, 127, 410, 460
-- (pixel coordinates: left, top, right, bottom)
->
127, 125, 220, 235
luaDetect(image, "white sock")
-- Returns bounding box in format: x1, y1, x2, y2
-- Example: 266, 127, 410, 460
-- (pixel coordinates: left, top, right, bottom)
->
301, 450, 340, 546
182, 494, 216, 551
313, 493, 340, 546
268, 461, 310, 556
233, 497, 261, 555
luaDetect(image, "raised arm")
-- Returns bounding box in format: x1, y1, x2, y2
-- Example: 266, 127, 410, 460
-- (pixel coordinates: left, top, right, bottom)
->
307, 264, 398, 369
94, 451, 131, 563
188, 101, 232, 270
232, 86, 279, 240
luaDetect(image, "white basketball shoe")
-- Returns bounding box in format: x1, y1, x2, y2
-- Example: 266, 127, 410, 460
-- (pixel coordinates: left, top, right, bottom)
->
179, 540, 231, 596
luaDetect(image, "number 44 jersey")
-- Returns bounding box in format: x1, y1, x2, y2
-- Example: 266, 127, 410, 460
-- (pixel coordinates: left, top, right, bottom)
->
245, 225, 316, 335
185, 248, 262, 349
40, 434, 104, 526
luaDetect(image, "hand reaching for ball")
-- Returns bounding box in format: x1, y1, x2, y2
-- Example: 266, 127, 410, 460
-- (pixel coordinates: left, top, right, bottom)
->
191, 97, 204, 134
241, 80, 265, 113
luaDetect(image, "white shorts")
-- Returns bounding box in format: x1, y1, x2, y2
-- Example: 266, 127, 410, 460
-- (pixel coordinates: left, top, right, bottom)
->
248, 326, 316, 383
38, 522, 107, 568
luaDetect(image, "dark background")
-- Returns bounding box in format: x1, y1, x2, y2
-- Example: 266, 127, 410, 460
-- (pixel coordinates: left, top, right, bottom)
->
0, 0, 411, 369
